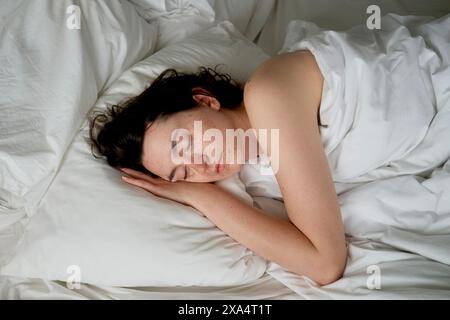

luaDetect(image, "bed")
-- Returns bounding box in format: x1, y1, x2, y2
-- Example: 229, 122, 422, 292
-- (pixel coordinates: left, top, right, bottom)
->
1, 0, 450, 300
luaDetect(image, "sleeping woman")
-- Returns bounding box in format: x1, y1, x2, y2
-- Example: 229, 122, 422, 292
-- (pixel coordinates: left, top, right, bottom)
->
89, 14, 449, 286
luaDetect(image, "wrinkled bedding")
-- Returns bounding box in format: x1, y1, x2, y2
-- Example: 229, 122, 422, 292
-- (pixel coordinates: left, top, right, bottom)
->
0, 0, 157, 269
282, 14, 450, 183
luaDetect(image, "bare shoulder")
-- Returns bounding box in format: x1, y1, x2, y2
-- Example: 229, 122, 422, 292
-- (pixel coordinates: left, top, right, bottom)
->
247, 50, 321, 83
244, 50, 324, 130
244, 51, 323, 109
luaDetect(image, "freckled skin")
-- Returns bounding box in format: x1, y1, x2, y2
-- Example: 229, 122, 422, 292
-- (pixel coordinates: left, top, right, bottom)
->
141, 97, 248, 183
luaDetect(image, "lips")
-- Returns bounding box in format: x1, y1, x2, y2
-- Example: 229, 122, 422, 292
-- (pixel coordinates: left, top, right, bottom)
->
216, 164, 224, 174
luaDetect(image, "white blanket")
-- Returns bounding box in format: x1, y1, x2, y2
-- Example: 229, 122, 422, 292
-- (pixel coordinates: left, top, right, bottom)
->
282, 14, 450, 183
240, 14, 450, 298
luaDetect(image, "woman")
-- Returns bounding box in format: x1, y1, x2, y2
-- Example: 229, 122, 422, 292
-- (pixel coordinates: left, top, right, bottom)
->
90, 50, 347, 286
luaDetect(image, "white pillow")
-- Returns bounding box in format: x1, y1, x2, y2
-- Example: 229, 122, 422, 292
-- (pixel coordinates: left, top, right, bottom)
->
0, 0, 157, 214
0, 22, 271, 287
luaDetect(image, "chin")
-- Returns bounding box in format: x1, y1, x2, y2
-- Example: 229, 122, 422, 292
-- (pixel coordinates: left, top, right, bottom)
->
216, 164, 242, 181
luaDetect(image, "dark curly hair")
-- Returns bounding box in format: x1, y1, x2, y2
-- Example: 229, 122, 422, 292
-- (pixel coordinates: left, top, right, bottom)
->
88, 67, 244, 176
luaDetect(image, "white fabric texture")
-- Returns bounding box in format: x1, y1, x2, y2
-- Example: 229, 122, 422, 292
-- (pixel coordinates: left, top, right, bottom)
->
256, 0, 450, 56
207, 0, 275, 41
129, 0, 217, 50
281, 14, 450, 183
0, 22, 272, 287
240, 155, 450, 299
0, 272, 299, 300
130, 0, 215, 20
238, 14, 450, 299
267, 162, 450, 299
130, 0, 275, 50
0, 0, 157, 264
152, 11, 216, 50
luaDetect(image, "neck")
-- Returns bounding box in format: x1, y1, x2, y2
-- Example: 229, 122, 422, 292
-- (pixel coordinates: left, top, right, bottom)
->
230, 101, 251, 131
224, 101, 261, 163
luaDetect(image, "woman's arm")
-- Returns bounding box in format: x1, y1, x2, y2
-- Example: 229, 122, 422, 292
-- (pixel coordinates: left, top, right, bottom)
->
188, 183, 345, 285
242, 50, 347, 284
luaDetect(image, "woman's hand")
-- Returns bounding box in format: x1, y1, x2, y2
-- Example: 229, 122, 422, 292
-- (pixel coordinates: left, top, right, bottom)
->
120, 168, 213, 213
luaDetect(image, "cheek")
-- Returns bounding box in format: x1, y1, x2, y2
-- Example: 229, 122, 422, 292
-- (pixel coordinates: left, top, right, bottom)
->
223, 138, 245, 165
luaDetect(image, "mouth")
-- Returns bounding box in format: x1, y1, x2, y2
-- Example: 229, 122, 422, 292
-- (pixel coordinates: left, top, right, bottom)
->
215, 164, 224, 174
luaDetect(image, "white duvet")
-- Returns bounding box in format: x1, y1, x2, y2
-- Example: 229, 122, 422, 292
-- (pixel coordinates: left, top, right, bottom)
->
244, 14, 450, 299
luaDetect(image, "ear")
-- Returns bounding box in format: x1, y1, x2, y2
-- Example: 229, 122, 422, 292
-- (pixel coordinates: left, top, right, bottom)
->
192, 87, 221, 111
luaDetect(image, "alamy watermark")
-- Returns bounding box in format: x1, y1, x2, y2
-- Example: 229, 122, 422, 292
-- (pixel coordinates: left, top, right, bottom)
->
66, 5, 81, 30
66, 264, 81, 290
170, 121, 279, 176
366, 265, 381, 290
366, 5, 381, 30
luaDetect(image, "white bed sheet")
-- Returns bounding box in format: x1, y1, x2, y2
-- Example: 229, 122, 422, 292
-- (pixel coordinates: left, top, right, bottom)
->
0, 272, 299, 300
208, 0, 275, 41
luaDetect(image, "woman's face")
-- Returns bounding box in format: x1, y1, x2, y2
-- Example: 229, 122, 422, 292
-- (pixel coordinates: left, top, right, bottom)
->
141, 104, 244, 183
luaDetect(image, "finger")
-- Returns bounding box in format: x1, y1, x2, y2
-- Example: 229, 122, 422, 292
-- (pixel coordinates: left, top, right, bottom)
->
121, 168, 157, 183
122, 176, 171, 200
122, 176, 156, 192
120, 168, 143, 176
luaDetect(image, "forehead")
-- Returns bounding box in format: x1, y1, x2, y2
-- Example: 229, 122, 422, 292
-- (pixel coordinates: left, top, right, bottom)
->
141, 115, 186, 176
